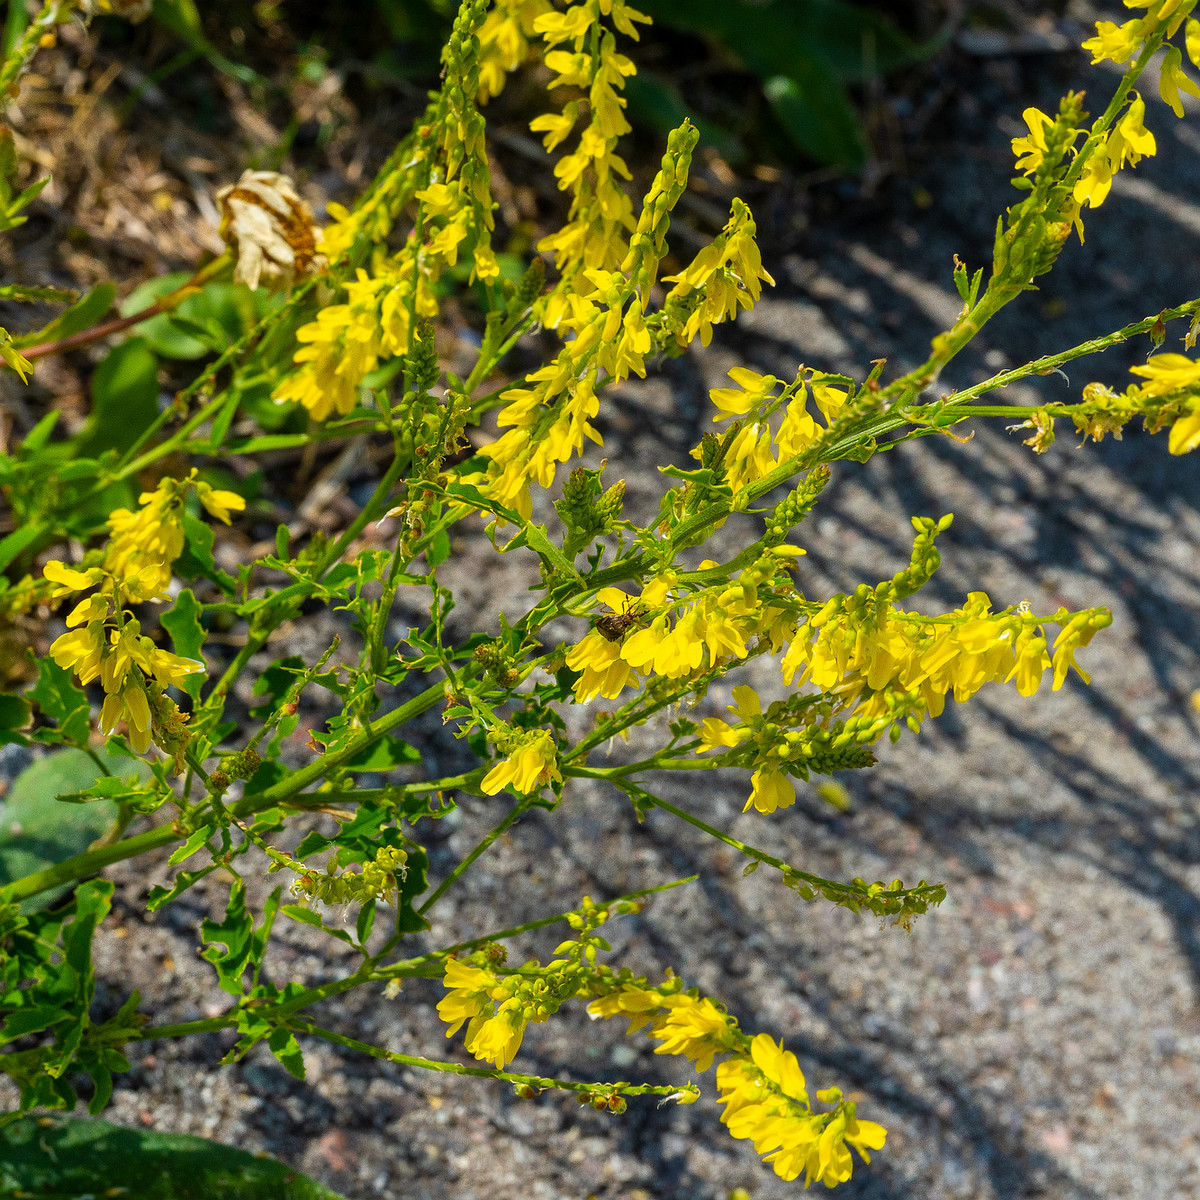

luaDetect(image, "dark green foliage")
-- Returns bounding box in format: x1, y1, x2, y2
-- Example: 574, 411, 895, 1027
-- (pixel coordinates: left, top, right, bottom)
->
0, 1115, 348, 1199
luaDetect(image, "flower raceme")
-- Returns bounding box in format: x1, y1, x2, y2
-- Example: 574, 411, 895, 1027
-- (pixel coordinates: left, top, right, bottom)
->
42, 473, 242, 763
1014, 352, 1200, 456
585, 984, 885, 1186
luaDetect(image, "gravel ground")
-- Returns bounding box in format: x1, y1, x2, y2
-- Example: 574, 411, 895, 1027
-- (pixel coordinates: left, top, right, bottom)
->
6, 20, 1200, 1200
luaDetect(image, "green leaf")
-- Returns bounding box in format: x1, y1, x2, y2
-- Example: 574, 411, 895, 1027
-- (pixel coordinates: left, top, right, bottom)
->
0, 749, 150, 905
119, 272, 209, 359
13, 282, 115, 349
250, 655, 305, 718
342, 737, 422, 772
168, 824, 217, 866
174, 511, 236, 594
200, 882, 255, 996
160, 588, 206, 701
426, 526, 451, 568
0, 522, 45, 574
29, 655, 91, 747
355, 897, 377, 946
267, 1027, 306, 1082
0, 1114, 348, 1199
0, 692, 31, 746
80, 337, 160, 457
22, 408, 60, 451
763, 68, 865, 171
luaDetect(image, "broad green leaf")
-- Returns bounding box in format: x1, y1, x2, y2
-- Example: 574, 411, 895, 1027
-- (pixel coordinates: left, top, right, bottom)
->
0, 749, 150, 904
0, 1115, 348, 1199
80, 337, 160, 457
119, 271, 208, 359
764, 68, 865, 171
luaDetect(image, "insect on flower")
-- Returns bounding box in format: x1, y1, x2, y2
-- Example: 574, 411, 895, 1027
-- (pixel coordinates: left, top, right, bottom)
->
594, 602, 648, 643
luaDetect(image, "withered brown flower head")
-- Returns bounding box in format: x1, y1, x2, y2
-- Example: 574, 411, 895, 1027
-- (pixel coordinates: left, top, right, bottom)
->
214, 170, 325, 292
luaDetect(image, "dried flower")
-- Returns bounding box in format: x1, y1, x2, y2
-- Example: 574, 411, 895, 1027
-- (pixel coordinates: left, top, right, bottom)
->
215, 170, 324, 291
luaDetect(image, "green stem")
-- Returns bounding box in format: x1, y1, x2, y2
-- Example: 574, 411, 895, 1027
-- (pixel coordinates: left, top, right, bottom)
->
417, 794, 530, 916
0, 0, 75, 96
288, 1018, 691, 1099
2, 678, 453, 905
22, 255, 232, 364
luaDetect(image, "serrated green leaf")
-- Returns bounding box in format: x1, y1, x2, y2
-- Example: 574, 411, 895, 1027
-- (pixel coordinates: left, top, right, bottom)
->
168, 824, 217, 866
267, 1026, 306, 1081
29, 656, 90, 746
174, 510, 236, 594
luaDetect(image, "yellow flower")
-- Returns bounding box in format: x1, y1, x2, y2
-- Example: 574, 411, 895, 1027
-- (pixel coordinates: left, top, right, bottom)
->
464, 1001, 528, 1068
587, 986, 665, 1034
437, 959, 498, 1037
1082, 19, 1142, 65
196, 481, 246, 525
99, 678, 153, 753
1169, 401, 1200, 454
709, 367, 779, 420
650, 993, 737, 1073
49, 622, 106, 686
1129, 352, 1200, 395
481, 729, 561, 795
746, 767, 795, 815
1160, 43, 1200, 118
1012, 107, 1054, 174
42, 561, 103, 599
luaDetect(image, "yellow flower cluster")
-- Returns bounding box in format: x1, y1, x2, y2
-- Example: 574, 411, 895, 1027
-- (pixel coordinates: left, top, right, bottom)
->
480, 727, 562, 795
699, 366, 848, 494
439, 915, 610, 1067
530, 0, 649, 277
43, 472, 242, 760
1083, 0, 1200, 121
587, 984, 885, 1186
660, 199, 775, 348
480, 119, 700, 517
1020, 353, 1200, 456
476, 0, 551, 101
1007, 2, 1200, 241
717, 1036, 886, 1187
273, 0, 498, 421
1012, 90, 1156, 225
779, 589, 1112, 741
565, 548, 799, 704
289, 845, 409, 909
